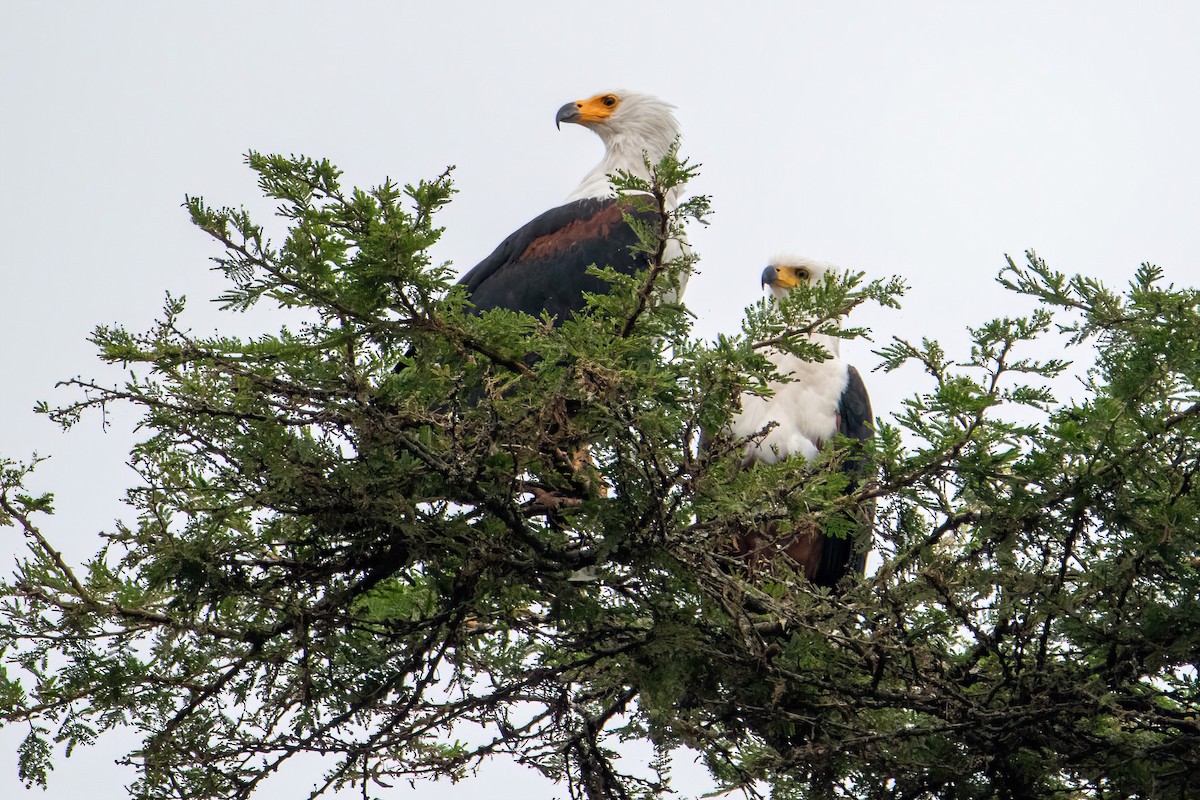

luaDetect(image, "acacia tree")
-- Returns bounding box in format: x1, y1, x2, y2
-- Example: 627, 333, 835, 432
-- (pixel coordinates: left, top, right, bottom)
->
1, 152, 1198, 800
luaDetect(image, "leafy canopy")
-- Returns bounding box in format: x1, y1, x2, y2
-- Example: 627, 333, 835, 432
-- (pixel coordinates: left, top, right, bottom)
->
2, 151, 1198, 800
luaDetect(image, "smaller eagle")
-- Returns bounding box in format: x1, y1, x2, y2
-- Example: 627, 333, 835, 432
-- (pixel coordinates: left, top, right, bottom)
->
729, 256, 874, 588
459, 91, 687, 321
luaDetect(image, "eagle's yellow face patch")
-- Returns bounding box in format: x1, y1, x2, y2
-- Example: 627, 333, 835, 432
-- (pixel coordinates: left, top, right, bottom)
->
572, 93, 621, 123
764, 265, 813, 289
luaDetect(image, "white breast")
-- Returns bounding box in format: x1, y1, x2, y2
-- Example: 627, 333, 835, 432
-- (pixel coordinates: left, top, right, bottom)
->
659, 236, 690, 303
730, 344, 849, 465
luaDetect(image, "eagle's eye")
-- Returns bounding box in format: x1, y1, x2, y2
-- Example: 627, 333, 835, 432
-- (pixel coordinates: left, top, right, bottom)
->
796, 268, 810, 280
602, 95, 618, 107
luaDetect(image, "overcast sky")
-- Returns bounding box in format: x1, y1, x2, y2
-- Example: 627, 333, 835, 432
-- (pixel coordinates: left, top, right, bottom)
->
3, 3, 1199, 798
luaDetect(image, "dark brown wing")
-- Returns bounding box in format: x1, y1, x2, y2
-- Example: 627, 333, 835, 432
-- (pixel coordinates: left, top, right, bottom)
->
460, 196, 659, 322
808, 365, 874, 586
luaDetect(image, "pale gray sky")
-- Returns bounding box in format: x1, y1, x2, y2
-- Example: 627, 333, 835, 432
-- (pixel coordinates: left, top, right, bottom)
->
2, 2, 1199, 798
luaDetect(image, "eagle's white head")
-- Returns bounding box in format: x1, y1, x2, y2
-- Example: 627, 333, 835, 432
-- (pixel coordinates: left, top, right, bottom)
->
760, 255, 845, 357
556, 90, 681, 204
760, 255, 840, 302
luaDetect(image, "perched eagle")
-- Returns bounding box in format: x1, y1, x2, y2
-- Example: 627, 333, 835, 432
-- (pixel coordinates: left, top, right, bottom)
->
458, 91, 686, 319
729, 256, 874, 588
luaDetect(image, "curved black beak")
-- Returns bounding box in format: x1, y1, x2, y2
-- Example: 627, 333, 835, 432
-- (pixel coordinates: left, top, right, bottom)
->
555, 101, 581, 130
761, 265, 778, 287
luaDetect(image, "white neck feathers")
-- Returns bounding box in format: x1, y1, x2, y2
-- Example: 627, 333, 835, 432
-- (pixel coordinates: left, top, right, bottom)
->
564, 93, 681, 207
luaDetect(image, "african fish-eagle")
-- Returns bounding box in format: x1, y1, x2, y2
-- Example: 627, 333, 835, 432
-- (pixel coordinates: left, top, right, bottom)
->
729, 256, 874, 588
458, 91, 687, 319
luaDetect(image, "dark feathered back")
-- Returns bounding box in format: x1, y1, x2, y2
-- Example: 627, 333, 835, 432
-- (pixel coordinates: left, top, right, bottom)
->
460, 197, 659, 322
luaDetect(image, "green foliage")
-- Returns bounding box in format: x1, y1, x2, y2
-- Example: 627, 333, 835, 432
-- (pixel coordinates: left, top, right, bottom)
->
2, 148, 1198, 800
